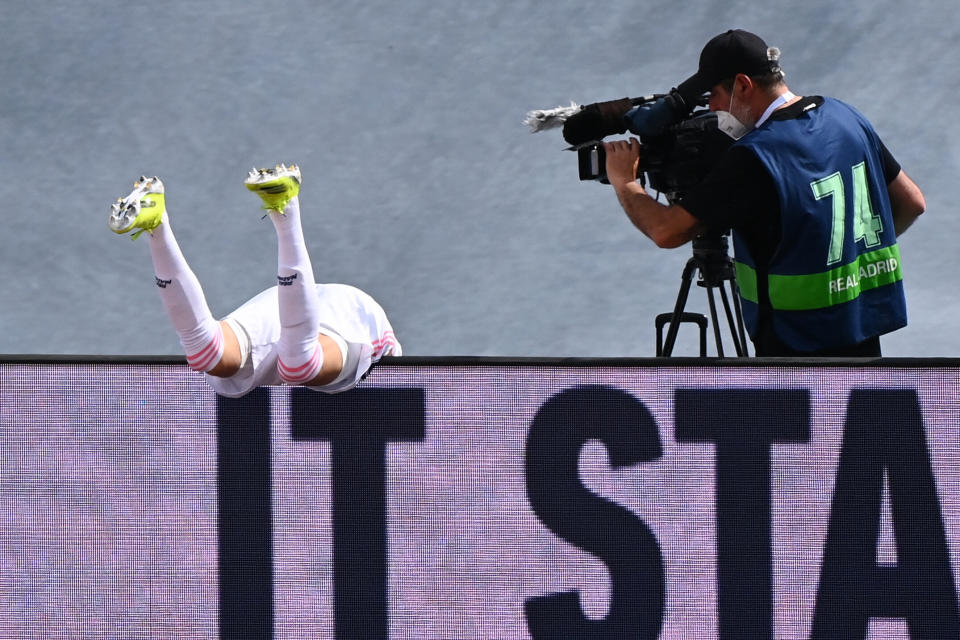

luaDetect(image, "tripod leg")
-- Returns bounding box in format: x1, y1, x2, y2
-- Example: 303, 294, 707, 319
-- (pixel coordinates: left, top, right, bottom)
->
717, 282, 745, 357
706, 287, 725, 358
731, 281, 750, 356
662, 259, 698, 357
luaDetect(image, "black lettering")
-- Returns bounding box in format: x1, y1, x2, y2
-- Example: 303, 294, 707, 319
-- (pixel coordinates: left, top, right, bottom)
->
675, 388, 810, 640
811, 389, 960, 639
524, 385, 665, 639
217, 388, 274, 639
291, 387, 425, 640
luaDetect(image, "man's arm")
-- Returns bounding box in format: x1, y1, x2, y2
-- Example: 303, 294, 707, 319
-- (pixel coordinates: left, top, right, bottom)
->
887, 170, 925, 236
604, 138, 701, 248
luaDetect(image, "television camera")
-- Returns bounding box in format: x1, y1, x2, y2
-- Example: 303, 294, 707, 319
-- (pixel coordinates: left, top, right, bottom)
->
524, 92, 749, 357
563, 94, 732, 202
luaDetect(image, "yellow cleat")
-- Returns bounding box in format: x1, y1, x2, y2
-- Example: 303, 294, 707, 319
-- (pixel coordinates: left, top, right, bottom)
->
108, 176, 166, 239
244, 163, 301, 213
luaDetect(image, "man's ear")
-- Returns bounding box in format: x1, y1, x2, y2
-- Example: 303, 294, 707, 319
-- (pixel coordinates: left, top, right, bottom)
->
734, 73, 753, 94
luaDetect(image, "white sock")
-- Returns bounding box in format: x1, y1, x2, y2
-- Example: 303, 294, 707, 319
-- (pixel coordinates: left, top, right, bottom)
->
272, 196, 323, 384
148, 213, 224, 372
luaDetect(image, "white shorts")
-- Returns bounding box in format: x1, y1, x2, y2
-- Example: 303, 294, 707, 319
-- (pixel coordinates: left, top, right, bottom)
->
206, 283, 401, 398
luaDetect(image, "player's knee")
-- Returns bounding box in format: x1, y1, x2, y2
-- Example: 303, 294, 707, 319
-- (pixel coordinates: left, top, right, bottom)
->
206, 359, 242, 378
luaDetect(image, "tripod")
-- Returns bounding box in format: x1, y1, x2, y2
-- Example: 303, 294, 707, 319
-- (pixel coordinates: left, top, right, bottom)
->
656, 232, 750, 357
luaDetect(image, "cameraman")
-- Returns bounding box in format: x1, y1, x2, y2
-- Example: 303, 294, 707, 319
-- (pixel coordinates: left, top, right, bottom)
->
601, 30, 925, 357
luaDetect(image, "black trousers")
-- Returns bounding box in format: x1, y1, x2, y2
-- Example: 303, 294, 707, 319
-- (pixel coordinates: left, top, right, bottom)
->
753, 327, 882, 357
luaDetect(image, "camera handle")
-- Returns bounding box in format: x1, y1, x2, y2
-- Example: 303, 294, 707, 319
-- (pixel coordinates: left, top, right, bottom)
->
657, 234, 750, 357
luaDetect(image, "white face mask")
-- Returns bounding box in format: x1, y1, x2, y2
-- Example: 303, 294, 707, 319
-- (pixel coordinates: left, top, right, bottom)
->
716, 83, 797, 140
715, 81, 752, 140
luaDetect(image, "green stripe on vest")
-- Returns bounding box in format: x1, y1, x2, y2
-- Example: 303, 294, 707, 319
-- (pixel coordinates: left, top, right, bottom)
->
735, 245, 902, 310
735, 261, 758, 304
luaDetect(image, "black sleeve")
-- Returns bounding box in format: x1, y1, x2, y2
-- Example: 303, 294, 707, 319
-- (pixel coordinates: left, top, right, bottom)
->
677, 145, 779, 230
879, 139, 901, 184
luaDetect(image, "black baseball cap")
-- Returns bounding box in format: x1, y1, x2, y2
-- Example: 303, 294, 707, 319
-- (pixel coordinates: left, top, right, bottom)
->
681, 30, 780, 97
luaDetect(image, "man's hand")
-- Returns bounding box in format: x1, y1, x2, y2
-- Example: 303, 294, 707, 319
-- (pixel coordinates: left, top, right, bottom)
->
603, 137, 701, 248
603, 138, 642, 187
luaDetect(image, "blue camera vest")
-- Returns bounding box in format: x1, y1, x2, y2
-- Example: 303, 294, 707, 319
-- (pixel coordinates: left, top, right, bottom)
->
732, 98, 907, 352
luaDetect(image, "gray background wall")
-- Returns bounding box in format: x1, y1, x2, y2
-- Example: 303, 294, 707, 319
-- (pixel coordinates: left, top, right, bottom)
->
2, 0, 956, 357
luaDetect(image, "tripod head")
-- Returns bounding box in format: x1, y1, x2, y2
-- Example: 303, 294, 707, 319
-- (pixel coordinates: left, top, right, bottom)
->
691, 230, 737, 288
657, 227, 749, 357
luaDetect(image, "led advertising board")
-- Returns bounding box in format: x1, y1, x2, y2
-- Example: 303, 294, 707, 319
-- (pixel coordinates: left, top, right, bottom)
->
1, 361, 958, 639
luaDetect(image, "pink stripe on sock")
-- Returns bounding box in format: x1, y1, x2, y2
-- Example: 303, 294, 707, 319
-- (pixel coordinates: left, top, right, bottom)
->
278, 345, 323, 384
371, 331, 397, 358
186, 329, 223, 372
